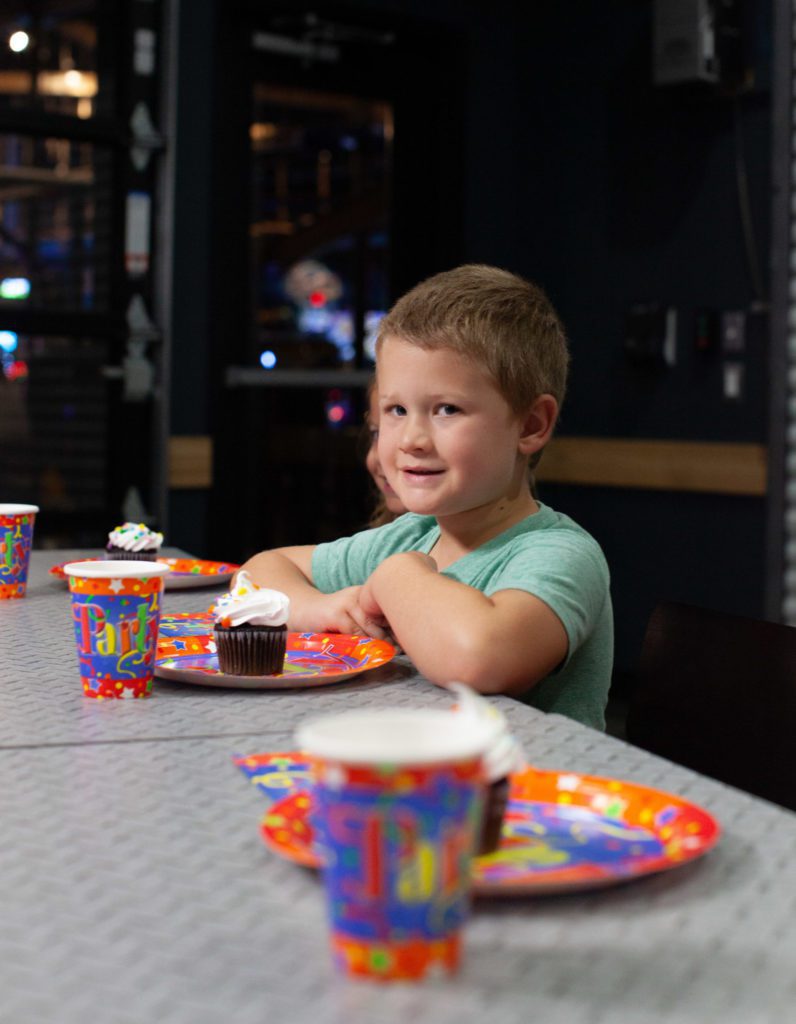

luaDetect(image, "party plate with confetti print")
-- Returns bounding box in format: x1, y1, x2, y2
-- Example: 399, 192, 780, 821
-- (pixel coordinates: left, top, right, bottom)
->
50, 557, 239, 590
252, 760, 720, 895
155, 613, 396, 689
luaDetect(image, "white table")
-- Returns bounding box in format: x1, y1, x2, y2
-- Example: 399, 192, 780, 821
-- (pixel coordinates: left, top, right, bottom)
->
2, 551, 795, 1024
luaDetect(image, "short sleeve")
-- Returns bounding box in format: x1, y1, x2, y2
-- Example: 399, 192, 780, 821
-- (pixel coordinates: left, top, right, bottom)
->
312, 528, 385, 592
487, 529, 610, 662
312, 514, 438, 593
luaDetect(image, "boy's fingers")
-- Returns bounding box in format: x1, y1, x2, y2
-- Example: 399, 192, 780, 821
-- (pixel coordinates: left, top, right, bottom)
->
349, 607, 388, 639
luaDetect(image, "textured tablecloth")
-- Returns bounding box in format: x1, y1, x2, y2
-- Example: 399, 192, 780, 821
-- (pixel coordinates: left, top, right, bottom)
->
2, 552, 795, 1024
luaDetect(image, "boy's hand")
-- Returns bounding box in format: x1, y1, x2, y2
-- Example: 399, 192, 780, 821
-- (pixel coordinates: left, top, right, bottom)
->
301, 585, 389, 640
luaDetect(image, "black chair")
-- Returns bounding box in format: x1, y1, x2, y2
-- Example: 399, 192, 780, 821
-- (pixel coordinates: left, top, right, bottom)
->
625, 601, 796, 811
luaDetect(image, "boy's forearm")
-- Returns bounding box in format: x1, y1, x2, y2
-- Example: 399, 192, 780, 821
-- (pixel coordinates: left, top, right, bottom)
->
367, 553, 565, 696
237, 546, 377, 636
366, 555, 506, 689
239, 547, 313, 590
237, 547, 319, 628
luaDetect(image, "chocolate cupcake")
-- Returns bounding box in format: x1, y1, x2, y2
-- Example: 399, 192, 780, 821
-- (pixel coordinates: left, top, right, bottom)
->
447, 683, 526, 856
105, 522, 164, 561
213, 571, 290, 676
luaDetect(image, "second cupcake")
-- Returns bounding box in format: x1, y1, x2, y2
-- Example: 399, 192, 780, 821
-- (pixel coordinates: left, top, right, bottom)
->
105, 521, 164, 561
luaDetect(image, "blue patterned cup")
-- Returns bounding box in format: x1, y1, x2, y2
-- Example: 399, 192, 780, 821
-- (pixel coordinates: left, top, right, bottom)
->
64, 560, 170, 699
0, 504, 39, 599
296, 707, 498, 981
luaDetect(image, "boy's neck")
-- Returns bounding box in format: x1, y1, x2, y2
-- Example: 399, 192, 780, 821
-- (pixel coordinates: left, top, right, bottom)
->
431, 492, 540, 570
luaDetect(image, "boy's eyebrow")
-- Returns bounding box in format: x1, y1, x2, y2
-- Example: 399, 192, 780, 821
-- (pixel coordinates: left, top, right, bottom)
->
380, 391, 470, 403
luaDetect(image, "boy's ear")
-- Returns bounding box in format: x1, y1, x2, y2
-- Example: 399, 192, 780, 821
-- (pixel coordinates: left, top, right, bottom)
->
517, 394, 559, 455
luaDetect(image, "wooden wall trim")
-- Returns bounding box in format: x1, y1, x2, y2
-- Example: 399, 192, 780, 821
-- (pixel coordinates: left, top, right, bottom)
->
168, 436, 213, 489
537, 437, 767, 496
165, 434, 768, 496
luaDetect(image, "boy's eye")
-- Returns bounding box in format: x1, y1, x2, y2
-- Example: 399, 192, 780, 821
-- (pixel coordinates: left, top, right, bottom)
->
437, 404, 460, 416
386, 404, 406, 417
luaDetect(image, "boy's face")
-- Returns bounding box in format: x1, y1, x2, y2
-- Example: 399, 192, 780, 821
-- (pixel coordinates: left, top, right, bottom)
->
376, 336, 530, 518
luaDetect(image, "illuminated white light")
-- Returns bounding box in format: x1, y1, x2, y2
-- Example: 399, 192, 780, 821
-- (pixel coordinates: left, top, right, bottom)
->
259, 349, 277, 369
0, 330, 17, 352
0, 277, 30, 299
9, 30, 29, 53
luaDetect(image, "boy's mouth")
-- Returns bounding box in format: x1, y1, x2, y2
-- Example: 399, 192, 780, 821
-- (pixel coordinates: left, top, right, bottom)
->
401, 466, 443, 479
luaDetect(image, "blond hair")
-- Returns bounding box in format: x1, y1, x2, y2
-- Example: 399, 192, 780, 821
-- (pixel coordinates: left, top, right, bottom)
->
376, 264, 569, 413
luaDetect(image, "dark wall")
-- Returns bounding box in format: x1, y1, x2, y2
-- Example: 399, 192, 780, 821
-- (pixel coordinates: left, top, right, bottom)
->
504, 2, 773, 675
512, 2, 770, 443
168, 0, 775, 677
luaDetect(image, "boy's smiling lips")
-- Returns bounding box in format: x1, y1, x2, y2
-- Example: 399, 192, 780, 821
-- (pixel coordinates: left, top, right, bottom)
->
399, 465, 444, 481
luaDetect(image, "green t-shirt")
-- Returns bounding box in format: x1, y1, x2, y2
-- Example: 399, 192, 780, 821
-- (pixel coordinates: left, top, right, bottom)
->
312, 502, 613, 730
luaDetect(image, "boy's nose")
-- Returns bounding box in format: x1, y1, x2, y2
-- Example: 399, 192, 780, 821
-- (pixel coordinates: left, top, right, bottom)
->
399, 414, 431, 451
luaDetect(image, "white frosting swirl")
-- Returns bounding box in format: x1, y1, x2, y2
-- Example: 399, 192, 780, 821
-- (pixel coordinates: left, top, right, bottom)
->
447, 682, 526, 782
214, 571, 290, 628
107, 521, 164, 552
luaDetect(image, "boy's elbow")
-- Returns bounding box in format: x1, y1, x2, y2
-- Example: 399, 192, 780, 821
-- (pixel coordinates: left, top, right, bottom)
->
420, 632, 533, 697
448, 665, 538, 698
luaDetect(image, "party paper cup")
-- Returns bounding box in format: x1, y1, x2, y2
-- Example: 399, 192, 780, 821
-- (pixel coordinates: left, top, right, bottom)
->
0, 504, 39, 599
64, 560, 169, 699
296, 707, 499, 981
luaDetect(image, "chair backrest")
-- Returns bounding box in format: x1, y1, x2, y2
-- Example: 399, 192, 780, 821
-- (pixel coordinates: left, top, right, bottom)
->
625, 601, 796, 811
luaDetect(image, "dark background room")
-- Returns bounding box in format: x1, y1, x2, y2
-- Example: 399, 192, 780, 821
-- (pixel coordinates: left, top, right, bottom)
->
0, 0, 790, 733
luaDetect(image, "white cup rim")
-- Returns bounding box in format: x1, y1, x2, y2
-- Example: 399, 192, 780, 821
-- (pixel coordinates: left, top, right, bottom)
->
63, 560, 169, 579
0, 504, 39, 515
296, 707, 501, 765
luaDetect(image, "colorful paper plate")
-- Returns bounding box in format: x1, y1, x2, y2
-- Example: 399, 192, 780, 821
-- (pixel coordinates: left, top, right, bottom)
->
258, 763, 721, 895
155, 614, 396, 689
50, 558, 239, 590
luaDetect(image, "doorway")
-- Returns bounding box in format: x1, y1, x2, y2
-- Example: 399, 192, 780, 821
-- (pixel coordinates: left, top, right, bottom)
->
210, 4, 466, 559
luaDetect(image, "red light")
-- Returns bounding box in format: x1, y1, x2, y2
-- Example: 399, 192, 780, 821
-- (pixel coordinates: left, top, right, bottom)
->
327, 404, 345, 424
4, 359, 28, 380
309, 290, 326, 307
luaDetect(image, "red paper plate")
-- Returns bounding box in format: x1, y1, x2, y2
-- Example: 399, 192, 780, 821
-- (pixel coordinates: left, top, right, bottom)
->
155, 613, 396, 689
259, 763, 721, 895
50, 557, 238, 590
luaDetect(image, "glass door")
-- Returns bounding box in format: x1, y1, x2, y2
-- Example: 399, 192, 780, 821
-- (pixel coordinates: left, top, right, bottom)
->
0, 1, 168, 548
249, 82, 392, 373
212, 4, 466, 561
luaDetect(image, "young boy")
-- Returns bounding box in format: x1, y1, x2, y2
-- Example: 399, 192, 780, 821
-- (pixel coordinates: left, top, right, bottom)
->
241, 264, 613, 729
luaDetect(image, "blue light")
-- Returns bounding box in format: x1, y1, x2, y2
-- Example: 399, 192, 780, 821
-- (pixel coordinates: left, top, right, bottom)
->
0, 330, 18, 353
259, 349, 277, 369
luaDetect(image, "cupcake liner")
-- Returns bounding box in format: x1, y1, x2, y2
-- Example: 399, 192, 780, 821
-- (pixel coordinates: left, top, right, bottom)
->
215, 623, 287, 676
104, 547, 161, 561
478, 776, 510, 855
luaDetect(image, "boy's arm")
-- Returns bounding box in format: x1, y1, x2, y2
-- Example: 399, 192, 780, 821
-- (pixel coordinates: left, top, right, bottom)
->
238, 546, 389, 637
359, 552, 568, 696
